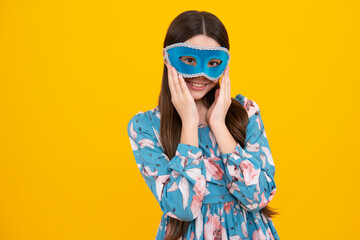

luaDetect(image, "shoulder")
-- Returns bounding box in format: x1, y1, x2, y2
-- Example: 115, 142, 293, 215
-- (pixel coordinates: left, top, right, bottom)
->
127, 107, 159, 138
233, 93, 260, 119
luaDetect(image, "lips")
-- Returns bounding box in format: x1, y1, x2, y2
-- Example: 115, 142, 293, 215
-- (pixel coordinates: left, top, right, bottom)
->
185, 80, 210, 85
184, 80, 206, 91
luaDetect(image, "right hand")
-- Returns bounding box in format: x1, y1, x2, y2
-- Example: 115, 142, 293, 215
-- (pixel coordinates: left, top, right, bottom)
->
166, 63, 199, 126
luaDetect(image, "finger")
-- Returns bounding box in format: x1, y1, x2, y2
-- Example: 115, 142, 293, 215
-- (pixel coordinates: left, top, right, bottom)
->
215, 88, 220, 101
178, 74, 191, 97
167, 65, 177, 99
228, 67, 231, 98
171, 67, 182, 96
220, 70, 225, 99
222, 68, 227, 100
225, 67, 230, 98
222, 67, 228, 99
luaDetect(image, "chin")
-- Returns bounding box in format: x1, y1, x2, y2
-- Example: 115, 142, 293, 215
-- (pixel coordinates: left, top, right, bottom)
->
191, 95, 204, 100
190, 91, 208, 100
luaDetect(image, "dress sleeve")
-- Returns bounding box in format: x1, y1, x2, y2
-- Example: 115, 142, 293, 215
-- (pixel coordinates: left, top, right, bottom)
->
127, 112, 207, 221
220, 99, 277, 212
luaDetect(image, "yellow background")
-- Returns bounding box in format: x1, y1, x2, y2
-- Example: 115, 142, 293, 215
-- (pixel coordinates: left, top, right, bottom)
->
1, 0, 359, 239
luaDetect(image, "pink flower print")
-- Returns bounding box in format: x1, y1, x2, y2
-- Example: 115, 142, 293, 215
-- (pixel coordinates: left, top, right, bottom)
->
167, 170, 206, 218
258, 192, 268, 208
226, 165, 244, 183
208, 130, 217, 150
254, 182, 261, 202
141, 165, 158, 177
266, 227, 275, 240
228, 235, 243, 240
195, 210, 204, 239
261, 145, 275, 166
187, 150, 204, 166
227, 181, 241, 196
224, 202, 233, 214
165, 211, 181, 221
193, 175, 206, 197
209, 148, 220, 160
204, 149, 223, 181
260, 212, 269, 224
128, 122, 138, 151
190, 194, 203, 221
241, 221, 249, 238
252, 227, 267, 240
255, 115, 262, 132
243, 98, 259, 118
268, 188, 277, 202
138, 138, 155, 149
240, 160, 260, 186
189, 231, 195, 240
246, 141, 260, 152
154, 174, 170, 201
204, 155, 224, 181
204, 213, 224, 240
190, 175, 206, 217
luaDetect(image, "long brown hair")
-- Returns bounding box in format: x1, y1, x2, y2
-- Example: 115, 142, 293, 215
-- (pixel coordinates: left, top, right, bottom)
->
158, 10, 279, 240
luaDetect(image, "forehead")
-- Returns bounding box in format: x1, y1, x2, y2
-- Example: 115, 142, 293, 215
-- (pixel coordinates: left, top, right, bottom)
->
184, 35, 220, 48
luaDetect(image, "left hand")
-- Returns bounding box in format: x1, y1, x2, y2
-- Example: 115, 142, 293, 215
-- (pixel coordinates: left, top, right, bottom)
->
207, 66, 232, 127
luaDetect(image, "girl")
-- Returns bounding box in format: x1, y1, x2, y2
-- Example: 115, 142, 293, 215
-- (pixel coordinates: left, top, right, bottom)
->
127, 10, 280, 240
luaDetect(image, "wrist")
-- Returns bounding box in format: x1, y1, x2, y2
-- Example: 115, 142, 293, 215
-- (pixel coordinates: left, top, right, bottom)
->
180, 122, 199, 147
182, 121, 199, 129
209, 121, 227, 129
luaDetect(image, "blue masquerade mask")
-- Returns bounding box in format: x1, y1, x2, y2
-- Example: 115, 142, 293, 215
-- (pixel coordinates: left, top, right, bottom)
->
163, 42, 230, 81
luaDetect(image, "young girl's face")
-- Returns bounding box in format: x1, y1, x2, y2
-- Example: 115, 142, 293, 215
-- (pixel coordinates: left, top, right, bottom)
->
169, 35, 222, 101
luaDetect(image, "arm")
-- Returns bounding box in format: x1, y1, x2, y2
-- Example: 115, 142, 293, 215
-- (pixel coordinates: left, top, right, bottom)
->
215, 99, 277, 212
127, 112, 207, 221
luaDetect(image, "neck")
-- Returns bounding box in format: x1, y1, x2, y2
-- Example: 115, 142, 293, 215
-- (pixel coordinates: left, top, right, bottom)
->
195, 98, 209, 125
195, 98, 205, 109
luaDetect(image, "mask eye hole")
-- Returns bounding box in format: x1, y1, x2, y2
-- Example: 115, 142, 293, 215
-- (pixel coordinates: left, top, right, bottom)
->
208, 59, 222, 67
179, 56, 197, 66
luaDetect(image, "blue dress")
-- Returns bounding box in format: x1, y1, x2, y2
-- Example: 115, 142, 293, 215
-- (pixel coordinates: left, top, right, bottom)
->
127, 93, 280, 240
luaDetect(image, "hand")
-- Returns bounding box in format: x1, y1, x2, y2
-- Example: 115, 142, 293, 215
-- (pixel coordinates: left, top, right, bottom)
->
207, 66, 232, 127
165, 64, 199, 126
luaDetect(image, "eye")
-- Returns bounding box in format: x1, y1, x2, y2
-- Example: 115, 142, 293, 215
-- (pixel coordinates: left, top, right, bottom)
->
208, 59, 222, 67
180, 56, 197, 66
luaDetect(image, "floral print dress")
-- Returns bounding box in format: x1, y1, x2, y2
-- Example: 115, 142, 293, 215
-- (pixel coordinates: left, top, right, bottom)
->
127, 93, 279, 240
